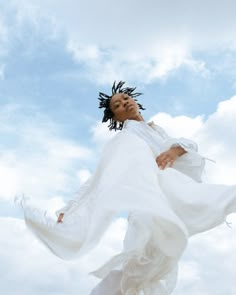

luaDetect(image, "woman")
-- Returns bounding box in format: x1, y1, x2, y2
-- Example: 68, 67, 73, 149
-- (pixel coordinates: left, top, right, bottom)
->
22, 81, 236, 295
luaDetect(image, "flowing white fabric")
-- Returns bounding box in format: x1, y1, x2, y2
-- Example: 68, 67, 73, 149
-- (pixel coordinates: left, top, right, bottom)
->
20, 120, 236, 295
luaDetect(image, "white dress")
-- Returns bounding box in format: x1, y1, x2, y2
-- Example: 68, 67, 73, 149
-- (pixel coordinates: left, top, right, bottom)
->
20, 119, 236, 295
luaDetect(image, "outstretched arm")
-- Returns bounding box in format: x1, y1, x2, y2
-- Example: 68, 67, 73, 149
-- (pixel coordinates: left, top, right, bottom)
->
55, 177, 93, 223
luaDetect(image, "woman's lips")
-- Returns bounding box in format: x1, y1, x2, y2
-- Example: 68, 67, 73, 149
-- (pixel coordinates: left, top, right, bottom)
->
126, 105, 134, 111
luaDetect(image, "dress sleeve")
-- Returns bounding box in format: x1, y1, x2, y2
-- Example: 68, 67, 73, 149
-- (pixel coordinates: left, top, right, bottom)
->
170, 137, 198, 153
153, 124, 205, 182
152, 124, 198, 153
55, 177, 93, 216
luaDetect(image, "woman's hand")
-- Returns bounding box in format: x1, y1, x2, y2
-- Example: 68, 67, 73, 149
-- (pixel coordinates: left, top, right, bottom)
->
156, 146, 186, 170
57, 213, 64, 223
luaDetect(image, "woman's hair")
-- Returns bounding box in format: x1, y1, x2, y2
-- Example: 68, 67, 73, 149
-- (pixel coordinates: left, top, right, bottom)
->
98, 81, 145, 131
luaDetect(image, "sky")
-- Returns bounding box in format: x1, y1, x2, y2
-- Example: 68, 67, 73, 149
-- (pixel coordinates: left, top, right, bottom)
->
0, 0, 236, 294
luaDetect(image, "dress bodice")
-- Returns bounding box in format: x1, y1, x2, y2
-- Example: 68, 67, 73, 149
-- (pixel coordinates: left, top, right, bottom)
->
123, 119, 167, 157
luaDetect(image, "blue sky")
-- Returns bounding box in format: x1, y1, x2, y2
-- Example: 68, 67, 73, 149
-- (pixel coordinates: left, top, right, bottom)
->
1, 1, 236, 294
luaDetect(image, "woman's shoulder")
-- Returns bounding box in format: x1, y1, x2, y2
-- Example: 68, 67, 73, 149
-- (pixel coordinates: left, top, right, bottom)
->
148, 121, 169, 138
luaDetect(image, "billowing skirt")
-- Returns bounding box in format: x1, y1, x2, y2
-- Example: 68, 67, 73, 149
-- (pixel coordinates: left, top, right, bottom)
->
20, 132, 236, 295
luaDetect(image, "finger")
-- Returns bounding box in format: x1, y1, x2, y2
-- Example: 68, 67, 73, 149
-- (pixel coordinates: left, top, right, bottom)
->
159, 160, 168, 170
57, 214, 64, 223
158, 152, 166, 158
157, 158, 166, 168
156, 155, 168, 166
161, 158, 174, 169
156, 155, 161, 165
158, 152, 168, 159
169, 160, 174, 167
162, 162, 168, 170
156, 158, 162, 167
156, 152, 167, 161
161, 163, 166, 170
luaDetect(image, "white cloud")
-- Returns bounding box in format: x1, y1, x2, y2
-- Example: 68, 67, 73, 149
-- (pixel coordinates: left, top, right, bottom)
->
174, 216, 236, 295
150, 112, 204, 138
67, 41, 100, 62
5, 0, 235, 84
76, 169, 91, 184
90, 120, 116, 148
66, 43, 208, 84
18, 0, 236, 50
150, 95, 236, 184
0, 103, 92, 201
0, 14, 9, 58
0, 217, 127, 295
0, 64, 5, 79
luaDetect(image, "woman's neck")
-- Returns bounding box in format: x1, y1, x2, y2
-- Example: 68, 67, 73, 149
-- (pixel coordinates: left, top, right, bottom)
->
130, 114, 145, 121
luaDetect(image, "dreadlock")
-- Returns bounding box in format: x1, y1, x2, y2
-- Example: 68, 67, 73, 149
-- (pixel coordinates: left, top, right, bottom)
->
98, 81, 145, 131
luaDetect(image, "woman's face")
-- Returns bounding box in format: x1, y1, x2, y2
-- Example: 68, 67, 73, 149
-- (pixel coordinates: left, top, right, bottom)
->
109, 93, 143, 122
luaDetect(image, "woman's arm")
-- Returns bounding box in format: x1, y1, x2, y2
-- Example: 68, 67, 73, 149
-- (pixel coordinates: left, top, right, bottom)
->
156, 146, 187, 170
153, 123, 205, 181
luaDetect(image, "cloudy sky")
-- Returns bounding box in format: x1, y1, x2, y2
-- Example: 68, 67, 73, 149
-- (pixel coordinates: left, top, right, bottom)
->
1, 0, 236, 294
